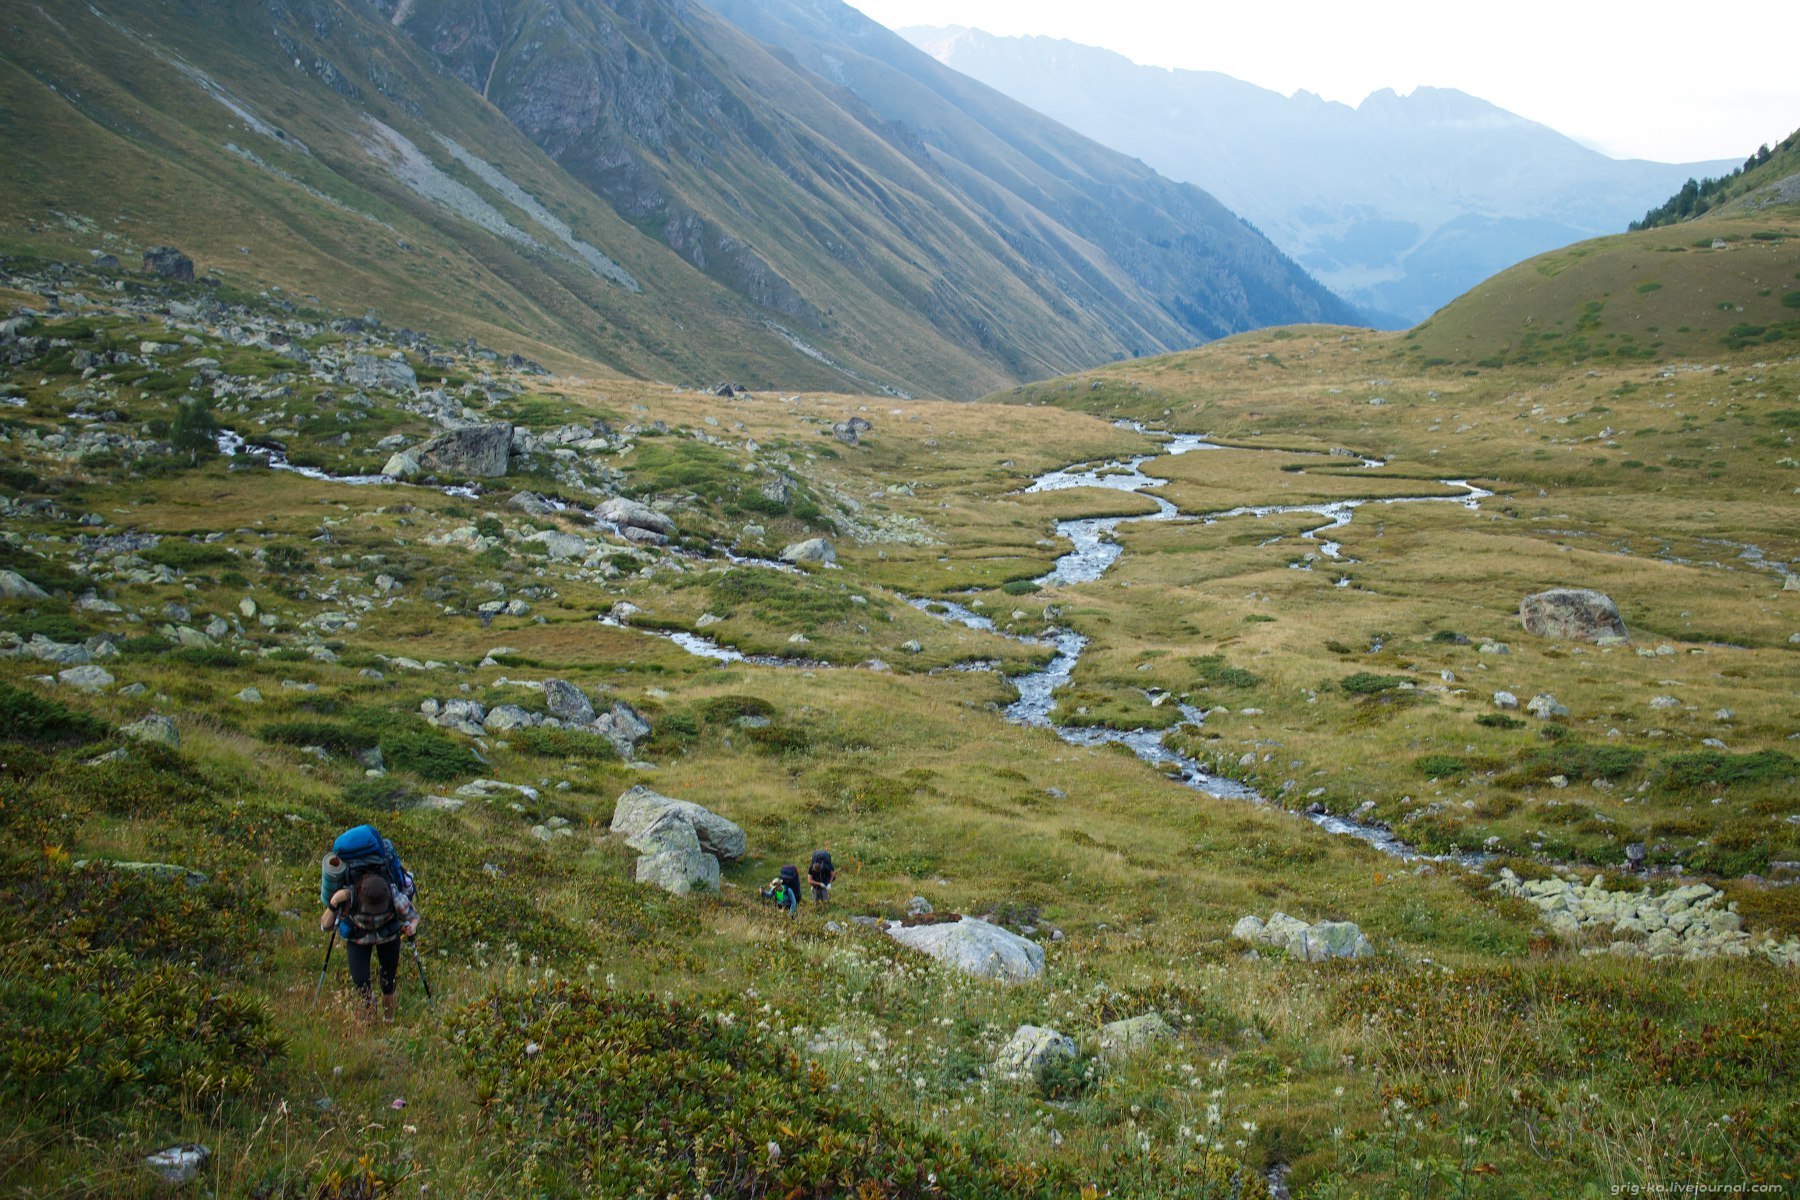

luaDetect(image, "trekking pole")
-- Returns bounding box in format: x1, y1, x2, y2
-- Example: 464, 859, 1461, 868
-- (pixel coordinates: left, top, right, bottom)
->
314, 926, 338, 1003
407, 935, 435, 1008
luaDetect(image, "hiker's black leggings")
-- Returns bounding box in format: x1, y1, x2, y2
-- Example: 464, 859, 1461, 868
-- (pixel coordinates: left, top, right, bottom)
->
346, 939, 400, 997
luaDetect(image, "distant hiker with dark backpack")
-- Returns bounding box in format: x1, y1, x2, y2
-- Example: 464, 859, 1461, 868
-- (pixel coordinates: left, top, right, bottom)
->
761, 866, 799, 916
807, 850, 836, 904
318, 824, 419, 1021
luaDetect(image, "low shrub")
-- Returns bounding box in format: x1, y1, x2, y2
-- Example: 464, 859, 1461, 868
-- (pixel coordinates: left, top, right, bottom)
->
1415, 754, 1469, 778
509, 725, 620, 762
1339, 671, 1411, 695
141, 540, 236, 571
0, 681, 107, 745
1476, 713, 1526, 730
1659, 750, 1796, 792
1191, 654, 1259, 688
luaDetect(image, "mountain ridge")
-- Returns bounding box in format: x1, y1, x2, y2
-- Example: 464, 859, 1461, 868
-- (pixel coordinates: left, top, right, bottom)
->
904, 25, 1738, 325
0, 0, 1359, 401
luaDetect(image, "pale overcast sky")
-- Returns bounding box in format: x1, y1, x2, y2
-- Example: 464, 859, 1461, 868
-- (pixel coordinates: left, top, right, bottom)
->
850, 0, 1798, 164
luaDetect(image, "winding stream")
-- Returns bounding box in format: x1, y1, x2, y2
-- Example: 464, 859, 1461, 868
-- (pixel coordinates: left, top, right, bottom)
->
634, 425, 1497, 860
251, 412, 1493, 859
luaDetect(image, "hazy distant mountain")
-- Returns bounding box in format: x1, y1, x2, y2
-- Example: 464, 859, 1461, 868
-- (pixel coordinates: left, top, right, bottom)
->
906, 26, 1738, 325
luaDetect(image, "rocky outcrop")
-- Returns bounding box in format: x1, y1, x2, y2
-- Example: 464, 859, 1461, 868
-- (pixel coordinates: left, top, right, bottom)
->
1490, 869, 1800, 966
345, 355, 417, 392
611, 784, 746, 864
141, 246, 194, 282
993, 1024, 1075, 1079
385, 423, 513, 479
592, 701, 653, 759
885, 915, 1043, 982
543, 678, 595, 725
781, 538, 835, 566
1232, 912, 1375, 961
1519, 588, 1628, 642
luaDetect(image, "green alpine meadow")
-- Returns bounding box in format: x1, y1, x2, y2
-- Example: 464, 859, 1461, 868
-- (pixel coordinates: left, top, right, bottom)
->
1, 0, 1797, 1195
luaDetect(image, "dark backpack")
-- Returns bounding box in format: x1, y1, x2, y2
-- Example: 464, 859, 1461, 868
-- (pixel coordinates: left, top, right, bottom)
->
809, 851, 835, 884
322, 824, 415, 908
779, 864, 802, 896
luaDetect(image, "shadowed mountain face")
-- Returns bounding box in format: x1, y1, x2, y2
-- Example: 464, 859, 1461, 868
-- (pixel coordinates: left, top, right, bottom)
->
906, 26, 1738, 326
0, 0, 1355, 399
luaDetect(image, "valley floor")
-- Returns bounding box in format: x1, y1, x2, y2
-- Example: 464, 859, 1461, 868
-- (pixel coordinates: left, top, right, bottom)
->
1, 255, 1796, 1197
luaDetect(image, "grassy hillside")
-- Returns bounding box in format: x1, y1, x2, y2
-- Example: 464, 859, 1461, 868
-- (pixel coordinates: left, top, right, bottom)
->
2, 242, 1796, 1200
0, 0, 1356, 402
1398, 204, 1800, 366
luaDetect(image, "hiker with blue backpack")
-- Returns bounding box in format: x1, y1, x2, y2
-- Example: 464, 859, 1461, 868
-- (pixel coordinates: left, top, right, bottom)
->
318, 825, 422, 1020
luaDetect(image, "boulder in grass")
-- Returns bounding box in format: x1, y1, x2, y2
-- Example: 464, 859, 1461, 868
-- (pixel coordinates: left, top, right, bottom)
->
1519, 588, 1628, 642
144, 1143, 209, 1185
1095, 1013, 1175, 1059
780, 538, 835, 566
885, 915, 1043, 983
0, 569, 48, 599
1232, 911, 1374, 961
141, 247, 194, 282
994, 1025, 1076, 1080
121, 715, 179, 749
596, 497, 676, 538
610, 785, 745, 861
543, 678, 595, 725
634, 845, 721, 895
401, 423, 513, 479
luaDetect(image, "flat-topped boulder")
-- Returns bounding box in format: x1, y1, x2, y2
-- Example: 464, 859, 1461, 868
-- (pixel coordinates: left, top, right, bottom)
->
1520, 588, 1628, 642
610, 785, 745, 862
596, 497, 676, 538
885, 915, 1043, 982
386, 423, 513, 479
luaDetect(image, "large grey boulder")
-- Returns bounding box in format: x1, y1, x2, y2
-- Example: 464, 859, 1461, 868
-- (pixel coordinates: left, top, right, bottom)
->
542, 678, 595, 725
885, 916, 1044, 983
592, 701, 652, 759
530, 530, 590, 561
625, 807, 702, 856
389, 423, 513, 479
781, 538, 836, 566
635, 846, 721, 895
482, 704, 540, 732
1096, 1013, 1176, 1059
122, 715, 180, 749
57, 665, 115, 692
1519, 588, 1628, 642
0, 569, 47, 599
1296, 921, 1376, 962
993, 1025, 1076, 1080
345, 355, 417, 392
610, 785, 746, 862
595, 497, 676, 538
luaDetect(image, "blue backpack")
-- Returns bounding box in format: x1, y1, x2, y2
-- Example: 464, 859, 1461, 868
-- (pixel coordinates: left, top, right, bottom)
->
321, 824, 415, 914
